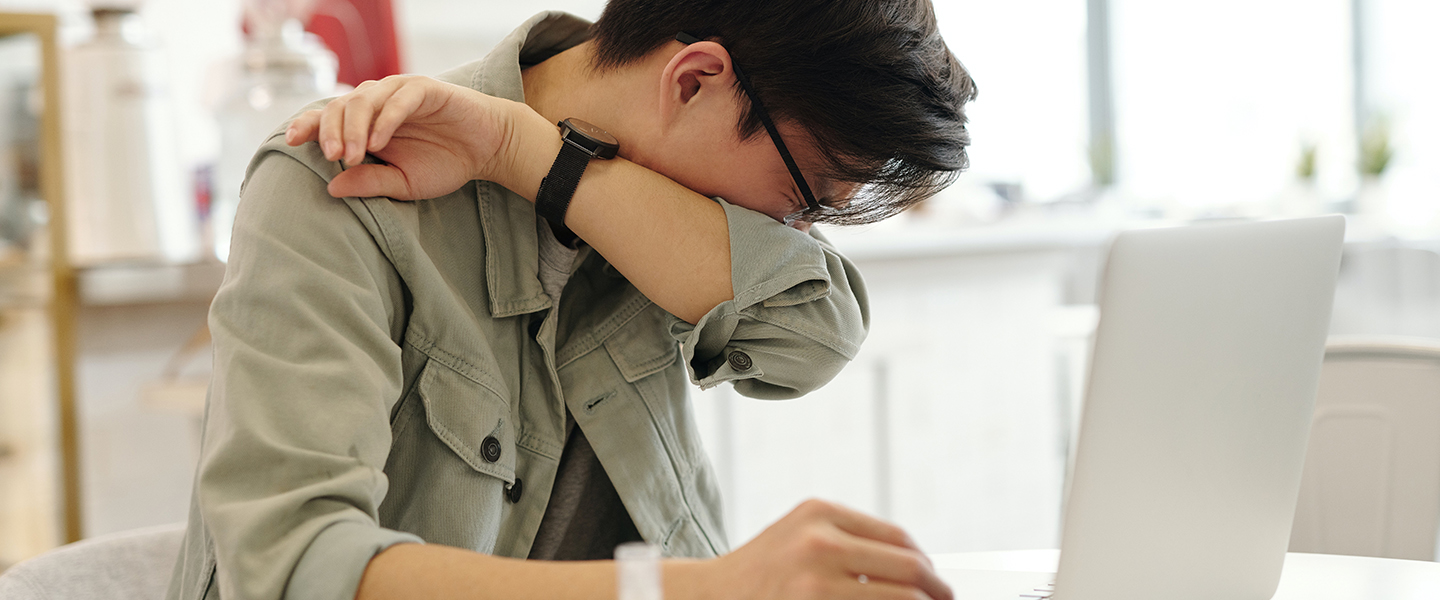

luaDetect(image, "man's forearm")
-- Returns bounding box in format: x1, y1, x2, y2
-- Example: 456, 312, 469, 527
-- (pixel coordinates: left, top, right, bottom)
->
356, 543, 715, 600
499, 105, 733, 325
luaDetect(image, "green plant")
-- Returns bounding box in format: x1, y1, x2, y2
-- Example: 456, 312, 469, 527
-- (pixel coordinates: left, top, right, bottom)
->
1359, 117, 1394, 177
1296, 141, 1317, 182
1090, 134, 1115, 187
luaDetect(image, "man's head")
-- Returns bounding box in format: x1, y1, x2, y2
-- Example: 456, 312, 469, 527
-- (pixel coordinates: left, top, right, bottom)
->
590, 0, 977, 225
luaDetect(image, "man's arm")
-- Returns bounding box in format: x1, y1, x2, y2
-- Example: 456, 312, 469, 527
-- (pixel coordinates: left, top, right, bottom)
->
200, 151, 421, 600
522, 149, 733, 325
356, 500, 948, 600
289, 76, 733, 324
288, 76, 865, 397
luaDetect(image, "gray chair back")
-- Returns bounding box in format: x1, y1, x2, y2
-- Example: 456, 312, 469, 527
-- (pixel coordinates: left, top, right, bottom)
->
0, 523, 184, 600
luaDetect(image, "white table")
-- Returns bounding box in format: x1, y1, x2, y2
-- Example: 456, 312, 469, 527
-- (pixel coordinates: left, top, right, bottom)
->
929, 550, 1440, 599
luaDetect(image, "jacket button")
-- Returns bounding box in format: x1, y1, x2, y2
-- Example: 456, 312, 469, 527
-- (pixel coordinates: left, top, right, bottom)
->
727, 350, 753, 371
506, 477, 524, 503
481, 436, 502, 463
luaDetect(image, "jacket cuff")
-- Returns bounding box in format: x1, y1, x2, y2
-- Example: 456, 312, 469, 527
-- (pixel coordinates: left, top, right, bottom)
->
668, 199, 854, 393
285, 521, 424, 600
717, 197, 833, 310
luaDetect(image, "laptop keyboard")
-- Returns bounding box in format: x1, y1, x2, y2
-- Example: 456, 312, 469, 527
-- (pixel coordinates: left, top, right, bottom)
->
1019, 581, 1056, 599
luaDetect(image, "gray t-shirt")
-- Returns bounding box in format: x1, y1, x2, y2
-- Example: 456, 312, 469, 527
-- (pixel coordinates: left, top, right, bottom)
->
527, 220, 643, 560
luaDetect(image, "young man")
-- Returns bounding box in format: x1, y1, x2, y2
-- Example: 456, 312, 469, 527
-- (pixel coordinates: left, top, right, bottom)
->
168, 1, 975, 599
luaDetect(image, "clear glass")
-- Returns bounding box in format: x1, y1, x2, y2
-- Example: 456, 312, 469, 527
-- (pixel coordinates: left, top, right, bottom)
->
211, 14, 339, 263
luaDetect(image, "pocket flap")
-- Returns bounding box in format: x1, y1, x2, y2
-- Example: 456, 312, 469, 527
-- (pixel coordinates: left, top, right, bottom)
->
604, 304, 680, 382
760, 278, 830, 308
416, 362, 516, 483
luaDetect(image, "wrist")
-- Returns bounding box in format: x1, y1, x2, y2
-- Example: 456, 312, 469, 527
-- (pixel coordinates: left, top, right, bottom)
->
663, 558, 723, 600
492, 99, 563, 202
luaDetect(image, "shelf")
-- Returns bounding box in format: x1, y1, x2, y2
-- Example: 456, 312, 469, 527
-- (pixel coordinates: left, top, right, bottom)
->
77, 260, 226, 306
0, 250, 50, 309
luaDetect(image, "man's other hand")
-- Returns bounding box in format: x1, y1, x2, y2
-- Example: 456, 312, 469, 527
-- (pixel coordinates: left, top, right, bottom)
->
285, 75, 529, 201
704, 499, 954, 600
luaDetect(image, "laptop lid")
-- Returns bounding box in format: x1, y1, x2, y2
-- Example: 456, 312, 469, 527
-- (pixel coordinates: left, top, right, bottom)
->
1053, 216, 1345, 600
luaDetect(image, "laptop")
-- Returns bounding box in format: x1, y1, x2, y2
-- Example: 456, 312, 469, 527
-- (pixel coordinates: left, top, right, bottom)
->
946, 216, 1346, 600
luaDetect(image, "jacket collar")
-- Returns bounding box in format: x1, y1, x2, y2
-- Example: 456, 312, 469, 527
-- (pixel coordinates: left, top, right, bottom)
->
436, 12, 593, 318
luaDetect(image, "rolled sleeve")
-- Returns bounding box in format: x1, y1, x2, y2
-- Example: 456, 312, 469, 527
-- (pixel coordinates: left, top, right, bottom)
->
669, 198, 870, 399
287, 521, 420, 600
201, 150, 421, 600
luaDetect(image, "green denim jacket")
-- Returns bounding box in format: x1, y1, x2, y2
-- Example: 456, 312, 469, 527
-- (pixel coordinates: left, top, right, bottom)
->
167, 11, 868, 600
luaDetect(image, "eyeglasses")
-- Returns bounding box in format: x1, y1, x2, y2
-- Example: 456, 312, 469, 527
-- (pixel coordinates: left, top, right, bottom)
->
676, 32, 829, 224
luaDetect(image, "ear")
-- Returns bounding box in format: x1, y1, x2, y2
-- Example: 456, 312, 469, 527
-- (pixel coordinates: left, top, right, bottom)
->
657, 40, 737, 129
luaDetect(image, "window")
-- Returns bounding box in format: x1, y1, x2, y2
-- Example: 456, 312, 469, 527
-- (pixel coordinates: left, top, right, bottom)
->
934, 0, 1092, 202
1110, 0, 1355, 212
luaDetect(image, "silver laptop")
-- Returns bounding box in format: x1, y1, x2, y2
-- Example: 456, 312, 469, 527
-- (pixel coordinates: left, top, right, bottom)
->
950, 216, 1345, 600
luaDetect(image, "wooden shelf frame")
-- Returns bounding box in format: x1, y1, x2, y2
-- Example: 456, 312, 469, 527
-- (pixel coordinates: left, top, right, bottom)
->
1, 12, 82, 544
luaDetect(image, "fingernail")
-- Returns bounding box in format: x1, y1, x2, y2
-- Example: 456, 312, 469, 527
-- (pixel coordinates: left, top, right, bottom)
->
323, 140, 338, 159
285, 127, 295, 143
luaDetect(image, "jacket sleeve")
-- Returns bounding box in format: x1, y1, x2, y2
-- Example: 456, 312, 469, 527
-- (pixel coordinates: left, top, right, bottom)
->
199, 150, 423, 600
668, 198, 870, 399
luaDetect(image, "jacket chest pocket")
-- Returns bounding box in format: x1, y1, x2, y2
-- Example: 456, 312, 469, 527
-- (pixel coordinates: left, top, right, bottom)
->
380, 358, 515, 551
415, 360, 517, 483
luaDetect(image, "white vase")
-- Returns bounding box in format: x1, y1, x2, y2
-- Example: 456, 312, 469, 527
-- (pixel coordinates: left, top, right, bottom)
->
63, 8, 200, 265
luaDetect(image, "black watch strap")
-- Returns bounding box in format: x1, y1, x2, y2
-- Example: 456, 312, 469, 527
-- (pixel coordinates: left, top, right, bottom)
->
535, 119, 618, 244
535, 140, 592, 230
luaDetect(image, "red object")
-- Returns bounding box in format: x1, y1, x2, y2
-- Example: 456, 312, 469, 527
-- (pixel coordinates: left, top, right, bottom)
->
305, 0, 403, 87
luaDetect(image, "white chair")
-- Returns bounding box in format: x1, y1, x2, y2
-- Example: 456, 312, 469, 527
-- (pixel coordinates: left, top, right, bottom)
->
1330, 246, 1440, 338
1290, 336, 1440, 560
0, 523, 184, 599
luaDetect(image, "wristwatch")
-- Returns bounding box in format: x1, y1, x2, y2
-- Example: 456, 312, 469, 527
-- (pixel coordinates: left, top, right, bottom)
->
535, 118, 619, 235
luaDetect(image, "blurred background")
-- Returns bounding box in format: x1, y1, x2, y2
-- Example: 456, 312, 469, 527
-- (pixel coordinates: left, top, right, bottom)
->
1, 0, 1437, 571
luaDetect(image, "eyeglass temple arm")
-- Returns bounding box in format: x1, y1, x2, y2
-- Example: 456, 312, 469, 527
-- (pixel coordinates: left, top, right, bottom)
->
674, 32, 821, 212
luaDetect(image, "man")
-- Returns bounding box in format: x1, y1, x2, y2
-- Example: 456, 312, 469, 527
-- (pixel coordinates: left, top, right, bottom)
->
169, 1, 976, 599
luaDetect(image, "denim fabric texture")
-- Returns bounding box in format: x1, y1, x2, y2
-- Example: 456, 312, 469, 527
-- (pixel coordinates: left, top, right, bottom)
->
166, 11, 869, 600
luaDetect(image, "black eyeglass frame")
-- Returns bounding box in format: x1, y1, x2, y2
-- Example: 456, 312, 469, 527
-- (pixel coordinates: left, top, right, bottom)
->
675, 32, 828, 224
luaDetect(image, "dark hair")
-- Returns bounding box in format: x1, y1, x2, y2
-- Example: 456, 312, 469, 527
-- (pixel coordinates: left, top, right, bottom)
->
590, 0, 977, 225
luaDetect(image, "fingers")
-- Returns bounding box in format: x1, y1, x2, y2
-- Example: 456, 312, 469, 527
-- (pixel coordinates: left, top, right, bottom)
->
840, 537, 952, 600
341, 94, 378, 167
844, 578, 930, 600
286, 110, 322, 146
798, 499, 923, 555
309, 76, 416, 166
327, 163, 415, 200
319, 92, 348, 161
368, 82, 428, 154
790, 500, 948, 599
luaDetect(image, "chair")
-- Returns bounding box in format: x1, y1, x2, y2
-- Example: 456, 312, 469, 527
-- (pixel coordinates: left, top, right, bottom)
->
1290, 336, 1440, 560
0, 523, 184, 599
1330, 246, 1440, 338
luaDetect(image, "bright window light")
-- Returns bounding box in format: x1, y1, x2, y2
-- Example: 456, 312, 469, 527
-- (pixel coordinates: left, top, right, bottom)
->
933, 0, 1092, 202
1110, 0, 1355, 212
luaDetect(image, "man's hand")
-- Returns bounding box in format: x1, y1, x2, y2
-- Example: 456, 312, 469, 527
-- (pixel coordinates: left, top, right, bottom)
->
702, 499, 953, 600
285, 75, 530, 201
358, 499, 951, 600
